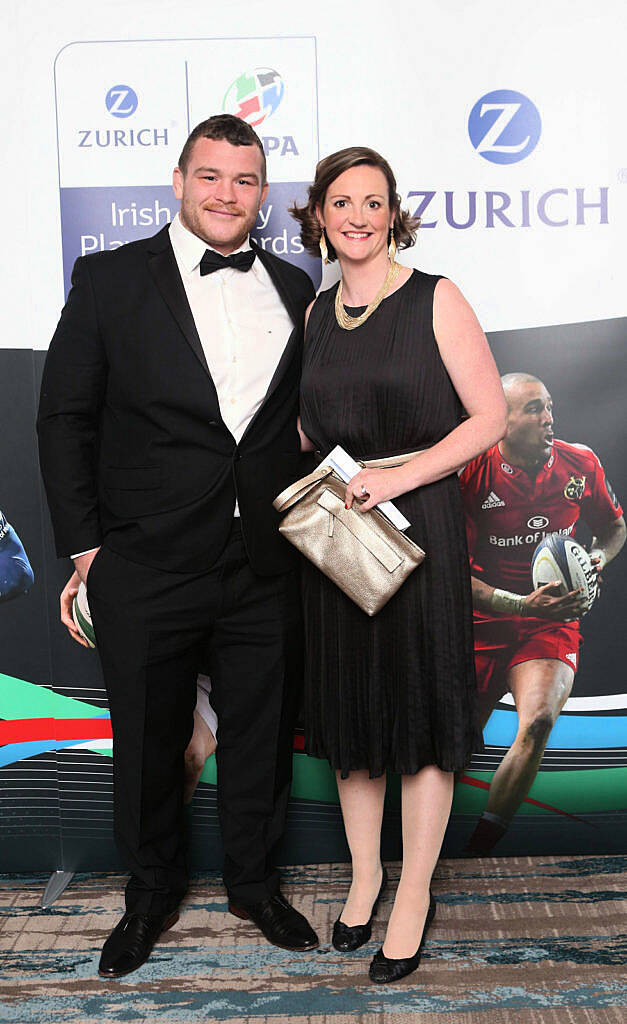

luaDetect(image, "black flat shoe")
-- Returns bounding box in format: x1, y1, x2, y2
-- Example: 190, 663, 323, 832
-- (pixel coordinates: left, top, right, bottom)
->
332, 866, 388, 952
98, 909, 179, 978
229, 893, 318, 951
368, 891, 436, 984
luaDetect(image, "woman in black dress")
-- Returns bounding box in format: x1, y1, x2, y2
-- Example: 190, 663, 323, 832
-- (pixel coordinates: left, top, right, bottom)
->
291, 148, 506, 983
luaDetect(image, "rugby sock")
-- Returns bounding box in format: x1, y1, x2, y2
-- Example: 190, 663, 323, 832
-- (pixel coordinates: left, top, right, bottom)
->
463, 812, 509, 855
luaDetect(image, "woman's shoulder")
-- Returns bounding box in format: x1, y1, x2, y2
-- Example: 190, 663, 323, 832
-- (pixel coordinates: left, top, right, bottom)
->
305, 281, 339, 334
407, 267, 447, 288
315, 280, 341, 303
394, 267, 447, 305
307, 280, 339, 317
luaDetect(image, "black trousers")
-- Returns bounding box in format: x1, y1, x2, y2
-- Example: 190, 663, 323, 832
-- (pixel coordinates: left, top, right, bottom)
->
87, 521, 301, 914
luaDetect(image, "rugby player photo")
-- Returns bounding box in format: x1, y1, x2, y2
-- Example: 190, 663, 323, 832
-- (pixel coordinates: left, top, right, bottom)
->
0, 508, 34, 603
460, 373, 626, 854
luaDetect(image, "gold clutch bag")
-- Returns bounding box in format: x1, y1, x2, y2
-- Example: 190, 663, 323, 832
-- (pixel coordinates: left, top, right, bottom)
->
273, 456, 426, 616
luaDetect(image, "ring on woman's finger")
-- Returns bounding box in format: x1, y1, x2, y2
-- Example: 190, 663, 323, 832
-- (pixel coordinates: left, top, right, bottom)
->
360, 484, 368, 495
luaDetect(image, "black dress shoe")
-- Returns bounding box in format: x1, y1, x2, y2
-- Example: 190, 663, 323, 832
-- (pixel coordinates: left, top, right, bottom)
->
368, 891, 436, 984
229, 893, 318, 951
98, 909, 179, 978
332, 866, 388, 952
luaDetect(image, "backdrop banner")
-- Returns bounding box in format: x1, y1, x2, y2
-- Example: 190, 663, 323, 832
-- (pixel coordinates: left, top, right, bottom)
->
55, 38, 321, 293
1, 8, 625, 872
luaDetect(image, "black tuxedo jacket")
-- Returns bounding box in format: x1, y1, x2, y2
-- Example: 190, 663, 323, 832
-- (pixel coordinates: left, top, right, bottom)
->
37, 226, 315, 574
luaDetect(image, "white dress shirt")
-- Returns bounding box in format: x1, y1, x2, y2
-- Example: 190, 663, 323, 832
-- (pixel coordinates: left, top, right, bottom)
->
168, 213, 294, 444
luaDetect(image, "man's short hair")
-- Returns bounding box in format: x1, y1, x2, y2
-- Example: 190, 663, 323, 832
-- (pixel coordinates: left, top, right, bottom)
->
501, 372, 545, 408
501, 372, 543, 391
177, 114, 267, 183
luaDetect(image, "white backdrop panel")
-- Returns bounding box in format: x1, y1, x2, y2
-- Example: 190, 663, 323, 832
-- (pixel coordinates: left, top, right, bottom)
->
1, 0, 625, 349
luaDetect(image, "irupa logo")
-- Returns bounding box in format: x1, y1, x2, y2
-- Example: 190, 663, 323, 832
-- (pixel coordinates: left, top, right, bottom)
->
223, 69, 298, 158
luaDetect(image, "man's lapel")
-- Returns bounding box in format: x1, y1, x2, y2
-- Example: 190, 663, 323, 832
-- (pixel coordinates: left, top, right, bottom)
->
252, 240, 301, 326
250, 240, 302, 409
146, 226, 222, 420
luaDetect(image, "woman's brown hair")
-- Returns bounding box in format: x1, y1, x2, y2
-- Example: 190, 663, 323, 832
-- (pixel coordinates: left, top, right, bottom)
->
290, 146, 419, 262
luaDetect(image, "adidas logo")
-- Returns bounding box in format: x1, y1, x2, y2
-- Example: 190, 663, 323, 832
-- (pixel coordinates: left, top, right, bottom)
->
565, 652, 577, 667
481, 491, 506, 509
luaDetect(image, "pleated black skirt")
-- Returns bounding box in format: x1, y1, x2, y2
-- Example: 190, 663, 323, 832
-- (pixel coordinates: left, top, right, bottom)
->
299, 270, 483, 777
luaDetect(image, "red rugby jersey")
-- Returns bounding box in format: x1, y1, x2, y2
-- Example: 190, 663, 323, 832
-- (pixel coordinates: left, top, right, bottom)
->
460, 439, 622, 591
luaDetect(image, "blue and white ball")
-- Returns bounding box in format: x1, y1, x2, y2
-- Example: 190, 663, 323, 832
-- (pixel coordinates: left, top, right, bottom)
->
72, 581, 96, 648
531, 534, 597, 614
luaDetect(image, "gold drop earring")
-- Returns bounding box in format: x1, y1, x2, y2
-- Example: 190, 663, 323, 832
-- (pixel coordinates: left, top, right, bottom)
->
388, 228, 397, 263
319, 229, 329, 264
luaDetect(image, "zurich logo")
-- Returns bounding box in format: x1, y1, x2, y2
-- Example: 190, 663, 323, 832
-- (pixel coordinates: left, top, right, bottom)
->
468, 89, 541, 164
105, 85, 139, 118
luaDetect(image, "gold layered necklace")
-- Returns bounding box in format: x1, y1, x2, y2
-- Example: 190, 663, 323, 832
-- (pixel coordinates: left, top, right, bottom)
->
334, 260, 401, 331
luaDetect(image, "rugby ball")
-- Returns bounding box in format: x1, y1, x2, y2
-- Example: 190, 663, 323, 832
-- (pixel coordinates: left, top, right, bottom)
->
72, 581, 96, 648
531, 534, 597, 614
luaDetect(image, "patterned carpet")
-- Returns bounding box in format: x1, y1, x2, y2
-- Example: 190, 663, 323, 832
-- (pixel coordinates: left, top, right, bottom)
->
0, 856, 625, 1023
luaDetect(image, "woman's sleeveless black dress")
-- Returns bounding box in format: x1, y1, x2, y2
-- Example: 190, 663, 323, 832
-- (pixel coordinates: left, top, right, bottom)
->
299, 270, 483, 778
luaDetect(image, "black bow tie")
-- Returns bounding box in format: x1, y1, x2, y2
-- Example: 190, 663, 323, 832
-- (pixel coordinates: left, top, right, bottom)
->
199, 248, 256, 276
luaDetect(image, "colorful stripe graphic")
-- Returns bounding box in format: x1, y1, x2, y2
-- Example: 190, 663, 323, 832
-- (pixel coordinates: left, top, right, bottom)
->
2, 672, 626, 817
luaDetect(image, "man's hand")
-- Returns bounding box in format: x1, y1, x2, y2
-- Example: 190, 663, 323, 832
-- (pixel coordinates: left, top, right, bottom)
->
523, 581, 587, 622
73, 547, 99, 584
589, 550, 606, 595
61, 570, 88, 647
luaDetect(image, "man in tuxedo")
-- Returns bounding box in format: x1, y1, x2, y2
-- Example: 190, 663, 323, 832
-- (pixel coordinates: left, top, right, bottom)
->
37, 114, 317, 977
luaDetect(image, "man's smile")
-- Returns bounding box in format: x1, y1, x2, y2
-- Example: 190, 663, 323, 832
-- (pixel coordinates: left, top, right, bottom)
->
204, 207, 241, 218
